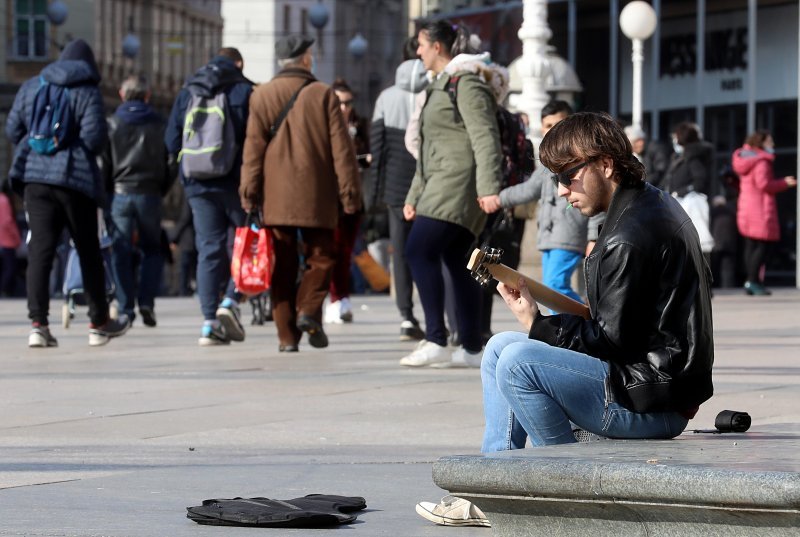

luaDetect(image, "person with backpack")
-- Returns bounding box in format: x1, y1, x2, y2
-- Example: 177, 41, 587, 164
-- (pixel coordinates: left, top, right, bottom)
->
398, 21, 502, 368
5, 39, 130, 348
99, 75, 175, 328
367, 37, 428, 341
481, 101, 600, 305
239, 35, 360, 352
165, 47, 253, 346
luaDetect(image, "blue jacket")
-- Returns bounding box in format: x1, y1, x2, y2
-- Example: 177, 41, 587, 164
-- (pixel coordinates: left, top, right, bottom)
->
165, 56, 253, 198
5, 59, 107, 203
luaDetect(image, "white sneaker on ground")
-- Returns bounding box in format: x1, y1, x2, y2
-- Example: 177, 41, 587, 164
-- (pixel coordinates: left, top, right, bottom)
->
88, 315, 131, 347
339, 297, 353, 322
415, 495, 491, 527
431, 346, 483, 369
28, 325, 58, 348
399, 340, 449, 367
324, 300, 343, 324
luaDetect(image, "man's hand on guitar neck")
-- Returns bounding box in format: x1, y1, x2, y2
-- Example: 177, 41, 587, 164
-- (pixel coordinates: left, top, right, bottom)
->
497, 277, 539, 332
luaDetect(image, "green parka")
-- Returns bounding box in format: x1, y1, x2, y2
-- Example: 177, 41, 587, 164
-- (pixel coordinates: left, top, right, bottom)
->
405, 70, 502, 237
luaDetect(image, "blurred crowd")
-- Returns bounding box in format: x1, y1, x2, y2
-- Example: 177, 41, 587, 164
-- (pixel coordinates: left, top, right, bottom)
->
1, 24, 795, 352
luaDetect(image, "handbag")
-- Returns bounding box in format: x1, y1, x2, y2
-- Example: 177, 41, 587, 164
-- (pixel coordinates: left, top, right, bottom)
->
674, 191, 715, 253
231, 212, 274, 295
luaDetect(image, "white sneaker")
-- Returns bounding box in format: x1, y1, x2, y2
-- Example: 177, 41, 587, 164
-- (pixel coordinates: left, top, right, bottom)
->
431, 346, 483, 369
324, 300, 343, 324
415, 495, 491, 527
339, 297, 353, 322
399, 340, 449, 367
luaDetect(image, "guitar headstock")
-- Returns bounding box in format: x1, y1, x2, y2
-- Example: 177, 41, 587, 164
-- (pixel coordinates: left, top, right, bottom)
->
466, 247, 504, 286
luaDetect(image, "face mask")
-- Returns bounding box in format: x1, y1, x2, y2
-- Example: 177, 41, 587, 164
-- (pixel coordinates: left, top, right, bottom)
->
764, 147, 775, 154
673, 142, 684, 155
310, 55, 317, 76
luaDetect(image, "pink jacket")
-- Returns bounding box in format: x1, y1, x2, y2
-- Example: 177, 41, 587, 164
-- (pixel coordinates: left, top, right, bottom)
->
0, 193, 21, 250
732, 145, 789, 242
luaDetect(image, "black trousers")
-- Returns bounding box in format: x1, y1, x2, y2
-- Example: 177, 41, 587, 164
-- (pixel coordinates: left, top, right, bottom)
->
387, 205, 416, 321
24, 183, 109, 326
743, 237, 771, 284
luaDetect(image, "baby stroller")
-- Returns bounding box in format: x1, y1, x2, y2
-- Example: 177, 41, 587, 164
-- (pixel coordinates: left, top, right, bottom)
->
61, 211, 118, 328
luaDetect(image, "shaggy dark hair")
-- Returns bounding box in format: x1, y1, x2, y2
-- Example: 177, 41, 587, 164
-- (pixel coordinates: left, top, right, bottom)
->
539, 112, 646, 187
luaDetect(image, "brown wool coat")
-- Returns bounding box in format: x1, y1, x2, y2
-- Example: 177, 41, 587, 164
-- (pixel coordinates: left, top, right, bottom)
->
240, 68, 361, 229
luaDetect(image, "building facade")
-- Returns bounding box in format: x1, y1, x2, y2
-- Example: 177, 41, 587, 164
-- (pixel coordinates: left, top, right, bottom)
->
222, 0, 408, 118
1, 0, 223, 176
411, 0, 799, 285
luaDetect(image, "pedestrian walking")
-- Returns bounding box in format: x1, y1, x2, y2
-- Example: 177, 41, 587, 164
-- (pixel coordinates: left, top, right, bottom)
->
5, 39, 130, 347
99, 75, 175, 327
239, 35, 361, 352
323, 78, 369, 325
732, 130, 797, 295
165, 47, 253, 346
399, 21, 502, 368
367, 37, 428, 341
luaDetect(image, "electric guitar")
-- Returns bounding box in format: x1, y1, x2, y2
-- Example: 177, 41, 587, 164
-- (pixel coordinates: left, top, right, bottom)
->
467, 247, 591, 319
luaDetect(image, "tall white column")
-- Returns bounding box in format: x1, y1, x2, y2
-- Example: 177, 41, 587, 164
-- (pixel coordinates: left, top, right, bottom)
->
517, 0, 552, 154
630, 38, 644, 130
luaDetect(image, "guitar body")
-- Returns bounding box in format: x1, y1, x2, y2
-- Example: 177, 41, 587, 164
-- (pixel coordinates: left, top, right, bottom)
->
467, 247, 591, 319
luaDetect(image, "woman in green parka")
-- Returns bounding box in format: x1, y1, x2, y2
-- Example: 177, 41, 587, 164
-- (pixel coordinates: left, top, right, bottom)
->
399, 21, 503, 368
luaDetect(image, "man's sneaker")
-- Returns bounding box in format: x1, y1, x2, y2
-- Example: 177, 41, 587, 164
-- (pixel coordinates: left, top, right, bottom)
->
216, 299, 245, 342
415, 495, 491, 527
297, 315, 329, 348
28, 324, 58, 348
400, 319, 425, 341
198, 323, 230, 346
339, 297, 353, 323
431, 347, 483, 369
399, 340, 449, 367
88, 315, 131, 347
324, 300, 343, 324
139, 307, 157, 327
572, 426, 607, 443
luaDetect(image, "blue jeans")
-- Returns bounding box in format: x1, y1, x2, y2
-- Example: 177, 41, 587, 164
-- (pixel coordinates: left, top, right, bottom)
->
110, 193, 163, 316
541, 249, 584, 304
187, 191, 244, 320
481, 331, 688, 452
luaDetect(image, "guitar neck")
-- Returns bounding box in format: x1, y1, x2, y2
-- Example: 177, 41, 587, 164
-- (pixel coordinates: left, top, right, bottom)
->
488, 263, 591, 319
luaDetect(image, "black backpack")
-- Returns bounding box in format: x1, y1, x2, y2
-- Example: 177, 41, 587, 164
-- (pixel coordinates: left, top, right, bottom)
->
186, 494, 367, 528
446, 74, 535, 190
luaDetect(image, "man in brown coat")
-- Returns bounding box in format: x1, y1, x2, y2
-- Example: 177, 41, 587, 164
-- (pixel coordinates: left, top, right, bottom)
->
240, 35, 361, 352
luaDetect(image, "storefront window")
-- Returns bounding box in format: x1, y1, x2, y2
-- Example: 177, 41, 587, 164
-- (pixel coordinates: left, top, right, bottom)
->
14, 0, 48, 59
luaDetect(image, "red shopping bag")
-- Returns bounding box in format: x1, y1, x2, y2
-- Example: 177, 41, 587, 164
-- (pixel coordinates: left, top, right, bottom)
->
231, 219, 274, 295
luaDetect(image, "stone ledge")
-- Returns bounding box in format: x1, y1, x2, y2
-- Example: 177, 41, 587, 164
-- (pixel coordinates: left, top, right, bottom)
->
432, 433, 800, 536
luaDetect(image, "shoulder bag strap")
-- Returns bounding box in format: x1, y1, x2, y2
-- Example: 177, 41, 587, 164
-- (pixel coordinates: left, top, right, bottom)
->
269, 79, 313, 140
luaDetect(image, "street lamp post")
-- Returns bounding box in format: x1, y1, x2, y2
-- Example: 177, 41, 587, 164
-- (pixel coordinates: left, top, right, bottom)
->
619, 1, 657, 132
517, 0, 553, 154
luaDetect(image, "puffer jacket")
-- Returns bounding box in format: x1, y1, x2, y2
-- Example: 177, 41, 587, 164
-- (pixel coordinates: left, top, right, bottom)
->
732, 145, 790, 241
165, 56, 253, 198
530, 181, 714, 414
6, 58, 106, 203
368, 59, 428, 208
405, 53, 504, 237
99, 101, 174, 197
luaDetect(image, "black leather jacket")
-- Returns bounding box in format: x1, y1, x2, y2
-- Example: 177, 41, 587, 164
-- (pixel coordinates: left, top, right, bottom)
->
530, 181, 714, 414
100, 105, 174, 197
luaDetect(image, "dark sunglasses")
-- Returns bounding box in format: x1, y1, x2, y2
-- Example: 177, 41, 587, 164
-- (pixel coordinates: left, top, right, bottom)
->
551, 160, 593, 188
340, 100, 354, 107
